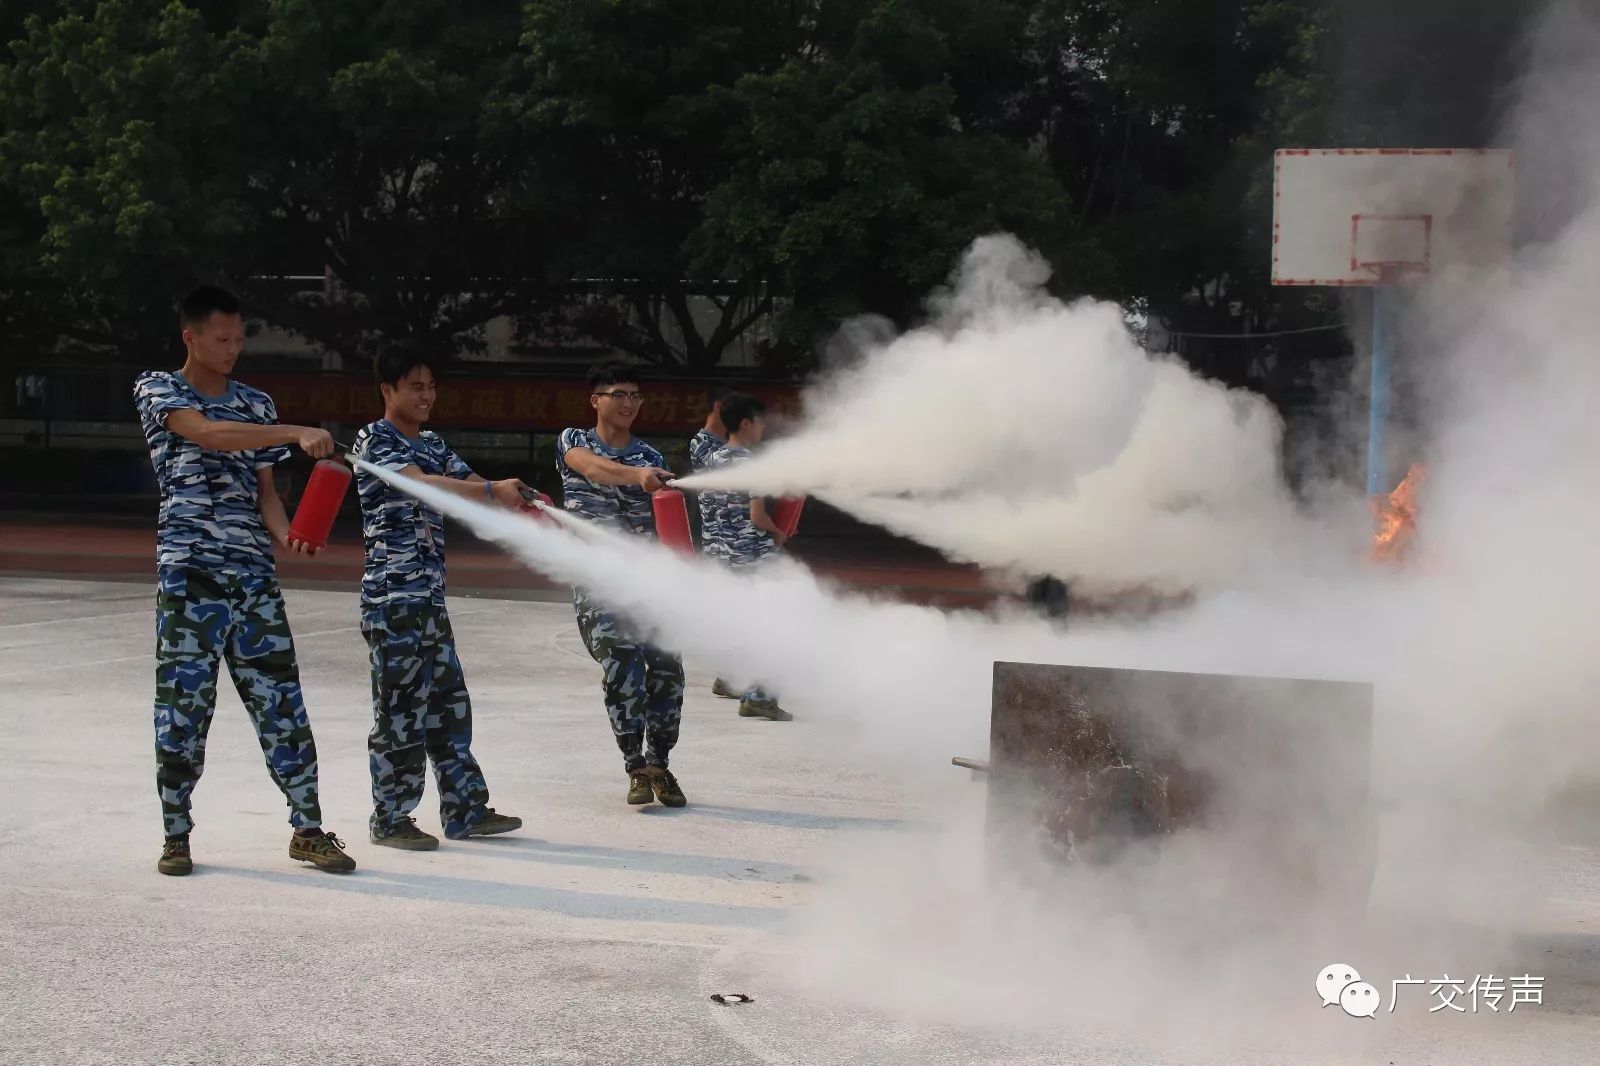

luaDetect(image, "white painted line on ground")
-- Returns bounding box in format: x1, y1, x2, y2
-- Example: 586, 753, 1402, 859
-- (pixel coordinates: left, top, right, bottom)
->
0, 608, 152, 629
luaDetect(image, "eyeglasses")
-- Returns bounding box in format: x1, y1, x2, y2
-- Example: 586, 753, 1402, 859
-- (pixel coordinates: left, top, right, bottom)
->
594, 390, 645, 402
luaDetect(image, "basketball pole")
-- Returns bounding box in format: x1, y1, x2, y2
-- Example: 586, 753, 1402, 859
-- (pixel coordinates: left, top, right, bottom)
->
1366, 279, 1398, 497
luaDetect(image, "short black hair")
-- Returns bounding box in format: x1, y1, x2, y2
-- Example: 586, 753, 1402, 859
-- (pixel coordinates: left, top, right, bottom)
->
706, 382, 735, 405
587, 362, 643, 392
720, 392, 765, 436
179, 285, 241, 328
375, 341, 435, 388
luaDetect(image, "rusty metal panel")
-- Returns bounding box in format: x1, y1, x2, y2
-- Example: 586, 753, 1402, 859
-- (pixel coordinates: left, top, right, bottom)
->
988, 662, 1373, 885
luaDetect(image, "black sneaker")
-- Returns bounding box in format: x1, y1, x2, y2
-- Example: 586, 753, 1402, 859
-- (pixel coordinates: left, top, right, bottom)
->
289, 829, 357, 873
627, 771, 655, 805
371, 817, 440, 851
158, 835, 192, 876
454, 809, 523, 839
648, 766, 687, 808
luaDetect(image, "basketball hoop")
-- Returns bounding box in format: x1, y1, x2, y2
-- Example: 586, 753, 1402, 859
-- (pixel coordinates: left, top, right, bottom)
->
1271, 148, 1513, 498
1359, 262, 1429, 285
1351, 213, 1432, 284
1271, 149, 1511, 287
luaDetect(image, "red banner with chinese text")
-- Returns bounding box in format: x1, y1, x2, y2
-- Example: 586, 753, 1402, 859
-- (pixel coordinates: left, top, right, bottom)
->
241, 374, 802, 434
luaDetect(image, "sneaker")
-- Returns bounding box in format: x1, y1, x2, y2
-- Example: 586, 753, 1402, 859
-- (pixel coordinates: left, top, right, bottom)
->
648, 766, 687, 808
158, 835, 192, 876
453, 808, 523, 839
627, 771, 655, 805
371, 817, 440, 851
739, 697, 794, 721
289, 829, 357, 873
711, 678, 740, 699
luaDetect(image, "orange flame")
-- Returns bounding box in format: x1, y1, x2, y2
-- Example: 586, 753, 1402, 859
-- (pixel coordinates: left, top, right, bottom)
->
1372, 463, 1426, 563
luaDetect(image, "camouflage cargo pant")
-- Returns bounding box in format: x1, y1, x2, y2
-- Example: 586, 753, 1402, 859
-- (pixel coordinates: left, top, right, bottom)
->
574, 591, 685, 772
362, 601, 490, 838
153, 568, 321, 837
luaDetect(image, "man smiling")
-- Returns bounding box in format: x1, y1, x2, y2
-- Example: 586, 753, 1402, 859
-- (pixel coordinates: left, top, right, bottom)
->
351, 344, 528, 849
555, 364, 686, 807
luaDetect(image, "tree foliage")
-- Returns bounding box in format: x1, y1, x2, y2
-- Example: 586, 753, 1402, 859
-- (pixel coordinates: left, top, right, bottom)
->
0, 0, 1544, 373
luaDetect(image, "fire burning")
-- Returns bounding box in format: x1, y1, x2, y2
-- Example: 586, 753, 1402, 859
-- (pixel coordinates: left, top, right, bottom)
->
1372, 463, 1427, 563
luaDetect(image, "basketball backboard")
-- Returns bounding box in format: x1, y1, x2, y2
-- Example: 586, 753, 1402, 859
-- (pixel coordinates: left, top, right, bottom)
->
1272, 149, 1514, 286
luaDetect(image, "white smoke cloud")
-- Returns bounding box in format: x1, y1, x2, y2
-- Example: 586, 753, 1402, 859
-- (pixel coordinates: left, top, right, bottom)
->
678, 234, 1361, 597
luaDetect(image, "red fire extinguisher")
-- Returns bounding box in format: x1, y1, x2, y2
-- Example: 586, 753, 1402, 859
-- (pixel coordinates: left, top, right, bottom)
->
518, 488, 559, 527
652, 487, 695, 555
771, 496, 806, 539
287, 459, 352, 551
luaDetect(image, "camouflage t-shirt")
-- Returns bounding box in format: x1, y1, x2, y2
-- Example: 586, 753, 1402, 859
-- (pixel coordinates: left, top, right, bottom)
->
688, 427, 724, 531
352, 419, 475, 610
699, 444, 777, 567
688, 428, 724, 472
133, 370, 291, 578
555, 427, 664, 538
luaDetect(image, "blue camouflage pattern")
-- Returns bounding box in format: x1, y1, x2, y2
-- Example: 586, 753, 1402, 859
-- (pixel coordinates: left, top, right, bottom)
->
574, 592, 685, 772
555, 427, 666, 537
363, 600, 491, 838
698, 444, 778, 567
689, 427, 724, 532
134, 370, 291, 578
558, 427, 686, 770
153, 567, 322, 836
352, 419, 475, 610
697, 445, 783, 712
688, 427, 724, 472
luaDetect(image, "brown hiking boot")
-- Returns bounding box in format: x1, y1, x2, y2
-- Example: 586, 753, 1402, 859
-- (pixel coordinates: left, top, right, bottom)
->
627, 771, 655, 805
739, 696, 794, 721
648, 766, 687, 808
289, 829, 356, 873
158, 835, 192, 876
711, 678, 740, 699
455, 808, 523, 839
371, 817, 440, 851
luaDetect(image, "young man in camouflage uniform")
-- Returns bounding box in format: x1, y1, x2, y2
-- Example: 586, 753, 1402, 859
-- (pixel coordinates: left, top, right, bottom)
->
352, 345, 528, 850
133, 285, 356, 876
698, 393, 794, 721
687, 383, 742, 701
688, 384, 729, 473
556, 365, 688, 807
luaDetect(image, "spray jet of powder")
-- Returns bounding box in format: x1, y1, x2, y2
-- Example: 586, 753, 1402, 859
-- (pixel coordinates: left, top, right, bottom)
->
352, 453, 1585, 1056
357, 461, 1394, 769
675, 235, 1352, 597
358, 459, 1081, 765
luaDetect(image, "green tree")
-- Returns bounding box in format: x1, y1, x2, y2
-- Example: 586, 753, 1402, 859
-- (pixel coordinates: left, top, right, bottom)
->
516, 0, 798, 372
0, 0, 557, 360
520, 0, 1083, 371
700, 0, 1085, 362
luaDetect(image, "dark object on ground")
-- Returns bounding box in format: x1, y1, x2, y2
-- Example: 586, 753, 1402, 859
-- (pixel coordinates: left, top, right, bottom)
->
978, 662, 1376, 907
1024, 577, 1070, 620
